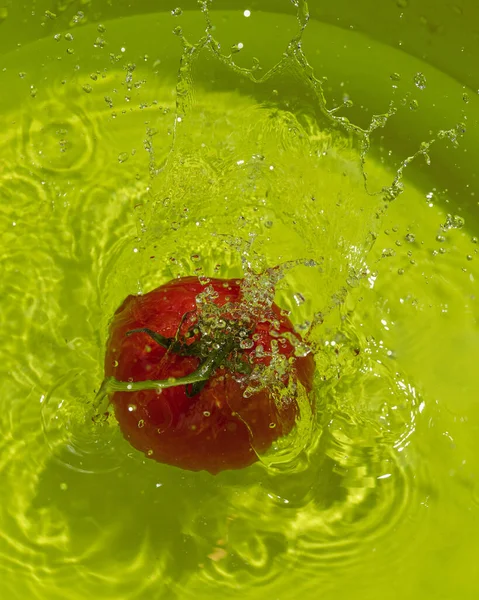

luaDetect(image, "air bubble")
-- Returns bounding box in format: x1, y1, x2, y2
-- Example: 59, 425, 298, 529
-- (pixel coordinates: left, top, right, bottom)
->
405, 233, 415, 243
118, 152, 129, 163
138, 419, 145, 428
171, 7, 183, 16
82, 84, 93, 93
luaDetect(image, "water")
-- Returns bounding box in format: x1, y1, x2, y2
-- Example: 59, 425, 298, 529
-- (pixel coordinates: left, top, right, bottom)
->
1, 4, 478, 600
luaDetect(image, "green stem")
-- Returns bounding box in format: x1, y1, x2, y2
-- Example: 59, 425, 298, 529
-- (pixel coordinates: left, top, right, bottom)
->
102, 336, 234, 395
126, 327, 200, 356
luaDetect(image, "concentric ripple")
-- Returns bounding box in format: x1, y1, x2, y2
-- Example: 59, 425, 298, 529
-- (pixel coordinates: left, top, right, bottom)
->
40, 368, 125, 474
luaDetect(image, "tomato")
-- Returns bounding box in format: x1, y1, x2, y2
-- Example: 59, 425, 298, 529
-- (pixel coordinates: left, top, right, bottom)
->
104, 276, 315, 474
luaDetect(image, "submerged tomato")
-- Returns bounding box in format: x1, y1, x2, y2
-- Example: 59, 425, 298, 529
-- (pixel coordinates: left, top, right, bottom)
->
105, 277, 314, 474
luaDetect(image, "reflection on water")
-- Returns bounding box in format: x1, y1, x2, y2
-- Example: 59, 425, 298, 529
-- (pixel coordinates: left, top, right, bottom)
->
0, 4, 478, 600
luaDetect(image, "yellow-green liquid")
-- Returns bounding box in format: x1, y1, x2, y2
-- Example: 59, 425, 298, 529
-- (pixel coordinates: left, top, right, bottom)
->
1, 6, 478, 600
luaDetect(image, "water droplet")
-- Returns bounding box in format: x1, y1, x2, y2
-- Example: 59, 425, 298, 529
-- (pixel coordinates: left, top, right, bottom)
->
382, 248, 396, 258
442, 214, 465, 230
118, 152, 129, 164
72, 11, 85, 25
409, 99, 419, 111
82, 84, 93, 94
171, 7, 183, 16
414, 72, 427, 90
240, 338, 254, 350
293, 293, 306, 305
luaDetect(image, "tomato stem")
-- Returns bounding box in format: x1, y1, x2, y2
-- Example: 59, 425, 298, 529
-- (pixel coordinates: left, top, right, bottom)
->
100, 335, 235, 396
126, 327, 204, 357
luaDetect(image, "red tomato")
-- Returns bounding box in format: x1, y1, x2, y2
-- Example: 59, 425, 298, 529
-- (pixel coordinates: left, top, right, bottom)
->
104, 277, 314, 474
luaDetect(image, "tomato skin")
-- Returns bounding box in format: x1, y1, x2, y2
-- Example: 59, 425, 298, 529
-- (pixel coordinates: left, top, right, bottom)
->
105, 277, 314, 474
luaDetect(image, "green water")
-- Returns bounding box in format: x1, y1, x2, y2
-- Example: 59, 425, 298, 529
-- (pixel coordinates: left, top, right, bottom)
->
1, 5, 479, 600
